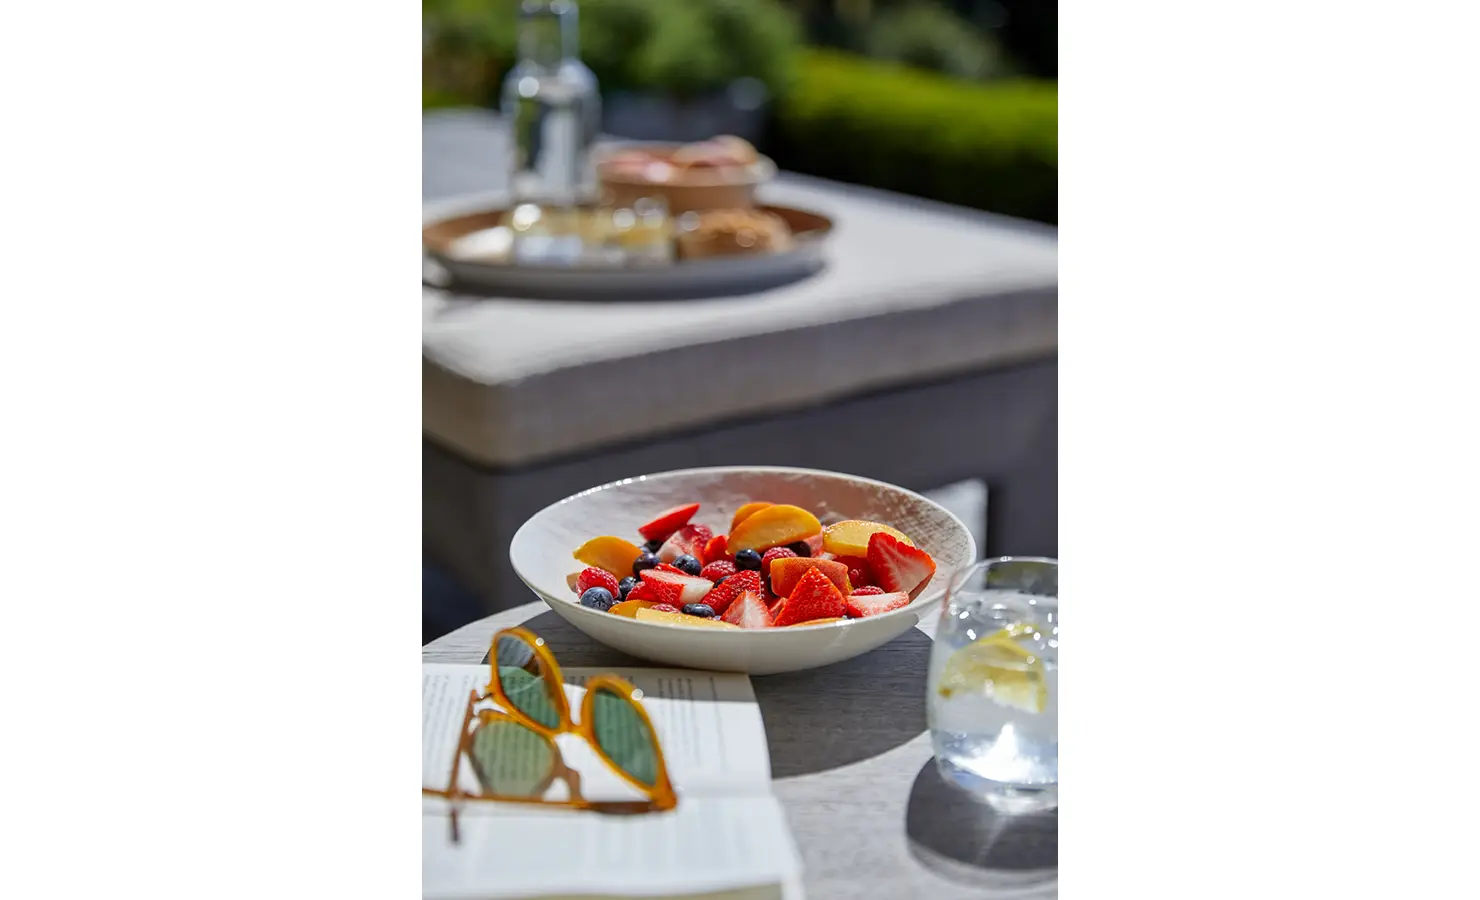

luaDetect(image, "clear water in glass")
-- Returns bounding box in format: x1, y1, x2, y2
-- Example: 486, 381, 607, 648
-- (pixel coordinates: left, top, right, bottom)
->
928, 557, 1058, 812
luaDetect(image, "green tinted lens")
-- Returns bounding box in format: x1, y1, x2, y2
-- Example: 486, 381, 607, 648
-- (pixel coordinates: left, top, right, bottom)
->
494, 634, 562, 729
467, 718, 556, 797
590, 687, 659, 787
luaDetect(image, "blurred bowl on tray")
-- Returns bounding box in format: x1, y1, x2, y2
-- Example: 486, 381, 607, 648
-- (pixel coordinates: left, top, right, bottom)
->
596, 136, 776, 214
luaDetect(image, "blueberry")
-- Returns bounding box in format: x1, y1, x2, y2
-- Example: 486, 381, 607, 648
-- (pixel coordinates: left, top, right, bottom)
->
672, 554, 702, 576
682, 603, 716, 618
787, 541, 812, 558
643, 538, 664, 553
580, 587, 615, 611
734, 548, 763, 571
632, 552, 660, 576
617, 576, 639, 601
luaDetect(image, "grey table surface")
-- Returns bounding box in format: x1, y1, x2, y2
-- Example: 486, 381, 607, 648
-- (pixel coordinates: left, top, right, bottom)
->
424, 601, 1058, 899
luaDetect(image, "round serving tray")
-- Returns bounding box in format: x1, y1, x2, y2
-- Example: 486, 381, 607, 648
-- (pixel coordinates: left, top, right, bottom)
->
422, 203, 833, 301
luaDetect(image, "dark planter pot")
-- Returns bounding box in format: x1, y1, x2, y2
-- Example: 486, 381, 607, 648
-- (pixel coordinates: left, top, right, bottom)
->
601, 80, 770, 143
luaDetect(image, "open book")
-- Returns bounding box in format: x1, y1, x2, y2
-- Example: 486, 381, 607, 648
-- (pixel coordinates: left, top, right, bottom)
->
423, 664, 804, 900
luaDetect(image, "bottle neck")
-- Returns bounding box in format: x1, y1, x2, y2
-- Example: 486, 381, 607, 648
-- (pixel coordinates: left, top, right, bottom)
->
518, 0, 579, 67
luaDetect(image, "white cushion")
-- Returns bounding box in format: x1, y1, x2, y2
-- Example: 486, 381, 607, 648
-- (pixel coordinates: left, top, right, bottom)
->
423, 176, 1057, 467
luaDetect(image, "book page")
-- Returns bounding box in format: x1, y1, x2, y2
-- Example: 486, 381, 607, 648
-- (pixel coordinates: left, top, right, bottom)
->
423, 796, 801, 900
422, 664, 801, 899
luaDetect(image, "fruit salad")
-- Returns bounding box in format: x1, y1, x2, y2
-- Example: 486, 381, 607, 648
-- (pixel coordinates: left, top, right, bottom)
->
568, 501, 937, 629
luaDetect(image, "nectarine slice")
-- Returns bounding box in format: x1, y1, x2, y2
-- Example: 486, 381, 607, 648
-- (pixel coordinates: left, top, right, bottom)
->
821, 520, 914, 558
573, 536, 643, 578
730, 501, 774, 532
727, 504, 822, 553
769, 557, 852, 597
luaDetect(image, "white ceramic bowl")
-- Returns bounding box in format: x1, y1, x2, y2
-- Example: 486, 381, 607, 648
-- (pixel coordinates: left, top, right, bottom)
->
509, 466, 977, 675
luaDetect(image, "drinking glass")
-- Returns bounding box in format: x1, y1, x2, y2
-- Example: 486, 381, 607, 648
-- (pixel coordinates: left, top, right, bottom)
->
928, 557, 1058, 813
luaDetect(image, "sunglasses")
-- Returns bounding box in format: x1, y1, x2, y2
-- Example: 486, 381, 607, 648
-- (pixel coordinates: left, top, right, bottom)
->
423, 627, 678, 842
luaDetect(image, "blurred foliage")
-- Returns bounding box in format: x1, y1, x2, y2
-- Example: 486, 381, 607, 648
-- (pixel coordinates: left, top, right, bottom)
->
771, 49, 1057, 223
423, 0, 802, 106
862, 2, 1011, 80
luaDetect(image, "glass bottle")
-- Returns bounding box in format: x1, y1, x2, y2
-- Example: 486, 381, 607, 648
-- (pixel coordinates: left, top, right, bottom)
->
500, 0, 600, 209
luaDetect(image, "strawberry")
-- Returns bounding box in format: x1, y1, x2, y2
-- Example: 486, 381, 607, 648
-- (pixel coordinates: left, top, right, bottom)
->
658, 524, 714, 563
866, 533, 937, 596
720, 590, 774, 629
833, 555, 874, 588
769, 557, 851, 597
803, 533, 826, 557
850, 585, 884, 596
627, 581, 662, 603
761, 546, 797, 575
700, 560, 737, 582
844, 590, 910, 618
655, 563, 687, 575
576, 567, 621, 597
701, 533, 730, 565
772, 568, 845, 626
638, 503, 701, 542
698, 570, 761, 616
639, 568, 714, 606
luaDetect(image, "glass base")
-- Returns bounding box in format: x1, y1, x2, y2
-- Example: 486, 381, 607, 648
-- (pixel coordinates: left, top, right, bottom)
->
934, 755, 1058, 814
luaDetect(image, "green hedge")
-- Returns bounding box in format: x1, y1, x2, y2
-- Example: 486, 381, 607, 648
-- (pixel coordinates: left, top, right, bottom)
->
770, 50, 1057, 224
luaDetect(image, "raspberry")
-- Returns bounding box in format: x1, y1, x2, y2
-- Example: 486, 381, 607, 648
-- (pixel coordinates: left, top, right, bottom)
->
700, 560, 737, 582
850, 585, 884, 596
576, 567, 620, 597
761, 546, 797, 575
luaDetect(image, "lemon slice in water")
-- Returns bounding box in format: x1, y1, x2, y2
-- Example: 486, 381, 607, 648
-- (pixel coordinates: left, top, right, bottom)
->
936, 625, 1049, 714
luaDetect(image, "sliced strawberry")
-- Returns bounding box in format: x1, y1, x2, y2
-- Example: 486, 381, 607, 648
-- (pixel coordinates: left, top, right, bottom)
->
844, 590, 910, 618
701, 533, 730, 565
772, 568, 846, 626
639, 568, 713, 606
866, 533, 937, 596
698, 570, 761, 615
658, 524, 714, 563
655, 563, 687, 575
769, 557, 851, 598
850, 585, 884, 596
627, 581, 666, 603
720, 590, 774, 629
761, 546, 797, 575
803, 533, 826, 556
833, 555, 874, 588
576, 567, 621, 597
700, 560, 737, 582
637, 503, 701, 542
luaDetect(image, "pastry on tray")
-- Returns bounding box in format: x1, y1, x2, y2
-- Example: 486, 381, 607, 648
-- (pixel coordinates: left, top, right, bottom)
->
676, 209, 794, 259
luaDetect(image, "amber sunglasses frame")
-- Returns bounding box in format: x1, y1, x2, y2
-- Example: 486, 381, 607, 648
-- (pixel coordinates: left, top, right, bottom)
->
423, 627, 677, 842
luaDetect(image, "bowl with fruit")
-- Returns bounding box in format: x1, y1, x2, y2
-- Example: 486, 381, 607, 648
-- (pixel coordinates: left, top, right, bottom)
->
509, 466, 976, 675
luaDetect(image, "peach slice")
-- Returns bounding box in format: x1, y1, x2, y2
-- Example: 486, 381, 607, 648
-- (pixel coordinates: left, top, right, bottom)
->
769, 557, 852, 597
635, 608, 739, 629
609, 599, 660, 618
727, 504, 822, 553
573, 536, 643, 578
821, 520, 915, 558
730, 501, 774, 532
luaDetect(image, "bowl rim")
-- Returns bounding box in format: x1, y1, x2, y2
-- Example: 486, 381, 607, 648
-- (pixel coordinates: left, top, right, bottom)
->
509, 465, 979, 636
